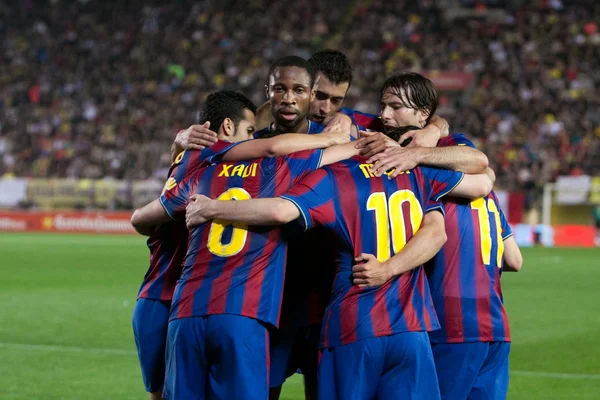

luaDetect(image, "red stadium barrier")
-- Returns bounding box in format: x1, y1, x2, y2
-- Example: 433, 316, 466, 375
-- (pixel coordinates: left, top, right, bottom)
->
552, 225, 596, 247
0, 211, 135, 234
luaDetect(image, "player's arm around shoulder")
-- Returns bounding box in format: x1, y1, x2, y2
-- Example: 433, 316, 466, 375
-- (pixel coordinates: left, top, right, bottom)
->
448, 167, 495, 199
131, 199, 172, 236
222, 131, 350, 162
503, 236, 523, 272
352, 211, 447, 287
171, 122, 219, 162
185, 194, 300, 229
320, 131, 393, 167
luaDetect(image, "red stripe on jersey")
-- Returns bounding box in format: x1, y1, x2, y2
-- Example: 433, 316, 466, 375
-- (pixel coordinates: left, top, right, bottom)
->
179, 170, 229, 318
419, 273, 433, 331
206, 255, 240, 315
371, 285, 392, 336
274, 157, 292, 192
442, 203, 465, 341
366, 174, 392, 336
354, 113, 377, 129
175, 227, 211, 319
472, 212, 493, 341
310, 202, 337, 226
495, 275, 511, 340
333, 163, 362, 346
416, 168, 426, 197
398, 273, 418, 329
339, 286, 361, 346
241, 228, 281, 320
242, 164, 292, 322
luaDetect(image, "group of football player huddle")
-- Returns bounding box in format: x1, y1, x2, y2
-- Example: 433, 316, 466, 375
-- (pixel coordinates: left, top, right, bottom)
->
130, 50, 523, 400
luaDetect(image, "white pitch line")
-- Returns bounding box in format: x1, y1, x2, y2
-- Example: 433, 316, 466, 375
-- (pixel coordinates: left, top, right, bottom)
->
511, 370, 600, 380
1, 342, 599, 381
0, 342, 136, 356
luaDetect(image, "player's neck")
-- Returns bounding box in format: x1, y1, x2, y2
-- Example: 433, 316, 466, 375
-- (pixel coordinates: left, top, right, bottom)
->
272, 118, 309, 135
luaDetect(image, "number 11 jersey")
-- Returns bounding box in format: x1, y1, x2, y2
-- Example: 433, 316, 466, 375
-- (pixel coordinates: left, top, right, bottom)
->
160, 149, 323, 328
426, 134, 514, 344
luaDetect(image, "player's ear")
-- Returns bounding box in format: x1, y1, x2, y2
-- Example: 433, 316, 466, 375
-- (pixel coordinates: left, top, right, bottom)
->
264, 84, 269, 100
222, 117, 235, 138
417, 109, 430, 128
310, 88, 316, 103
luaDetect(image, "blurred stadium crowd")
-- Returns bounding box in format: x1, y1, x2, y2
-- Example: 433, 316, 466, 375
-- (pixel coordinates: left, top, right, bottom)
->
1, 0, 599, 209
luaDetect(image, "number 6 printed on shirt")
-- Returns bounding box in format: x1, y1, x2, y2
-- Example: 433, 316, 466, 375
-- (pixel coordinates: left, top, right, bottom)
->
207, 188, 252, 257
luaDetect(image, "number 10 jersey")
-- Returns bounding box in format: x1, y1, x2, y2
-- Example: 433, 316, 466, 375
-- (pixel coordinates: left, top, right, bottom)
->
280, 156, 465, 349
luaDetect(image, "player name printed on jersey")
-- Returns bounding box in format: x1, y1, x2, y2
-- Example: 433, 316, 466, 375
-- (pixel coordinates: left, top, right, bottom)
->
217, 163, 258, 178
358, 163, 411, 179
160, 149, 324, 328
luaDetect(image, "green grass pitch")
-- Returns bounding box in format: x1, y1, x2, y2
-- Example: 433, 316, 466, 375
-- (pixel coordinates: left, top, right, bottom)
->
0, 233, 599, 399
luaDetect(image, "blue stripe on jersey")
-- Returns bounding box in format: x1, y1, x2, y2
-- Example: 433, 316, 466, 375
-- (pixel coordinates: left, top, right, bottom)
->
458, 209, 480, 340
283, 158, 463, 348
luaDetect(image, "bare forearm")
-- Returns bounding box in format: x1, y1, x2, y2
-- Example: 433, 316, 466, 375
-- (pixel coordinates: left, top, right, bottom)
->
131, 199, 171, 235
428, 116, 449, 138
133, 222, 158, 237
223, 133, 343, 162
417, 146, 488, 174
502, 236, 523, 272
267, 133, 339, 156
321, 141, 360, 166
205, 198, 299, 225
383, 215, 447, 276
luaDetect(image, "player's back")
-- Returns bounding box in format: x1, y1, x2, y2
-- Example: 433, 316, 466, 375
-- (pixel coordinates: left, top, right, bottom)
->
426, 191, 513, 344
161, 150, 323, 328
283, 156, 464, 348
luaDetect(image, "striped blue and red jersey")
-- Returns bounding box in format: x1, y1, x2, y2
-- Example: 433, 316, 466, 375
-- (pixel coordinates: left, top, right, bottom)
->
253, 119, 334, 329
426, 134, 514, 343
159, 149, 324, 328
137, 141, 239, 301
340, 107, 383, 131
281, 156, 465, 348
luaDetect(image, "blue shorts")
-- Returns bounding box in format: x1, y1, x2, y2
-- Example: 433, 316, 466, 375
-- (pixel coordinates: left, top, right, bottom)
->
132, 298, 170, 393
318, 331, 440, 400
431, 341, 510, 400
270, 325, 320, 388
164, 314, 270, 400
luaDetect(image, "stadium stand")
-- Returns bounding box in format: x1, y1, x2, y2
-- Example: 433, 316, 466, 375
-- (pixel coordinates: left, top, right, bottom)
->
0, 0, 598, 210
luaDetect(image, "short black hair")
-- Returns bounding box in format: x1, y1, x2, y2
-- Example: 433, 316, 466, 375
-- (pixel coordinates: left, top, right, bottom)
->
267, 55, 317, 88
309, 49, 353, 86
385, 125, 421, 145
380, 72, 437, 123
199, 90, 256, 131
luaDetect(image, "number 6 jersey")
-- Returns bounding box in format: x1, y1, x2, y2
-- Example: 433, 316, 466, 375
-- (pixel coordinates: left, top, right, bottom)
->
160, 149, 324, 328
280, 156, 465, 349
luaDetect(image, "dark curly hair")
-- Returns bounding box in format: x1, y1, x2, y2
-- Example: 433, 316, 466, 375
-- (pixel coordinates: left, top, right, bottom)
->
199, 90, 256, 131
267, 55, 317, 88
309, 49, 353, 86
